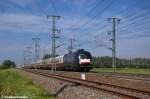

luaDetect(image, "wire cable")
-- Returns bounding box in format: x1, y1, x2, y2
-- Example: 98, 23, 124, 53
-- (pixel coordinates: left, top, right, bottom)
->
33, 0, 48, 16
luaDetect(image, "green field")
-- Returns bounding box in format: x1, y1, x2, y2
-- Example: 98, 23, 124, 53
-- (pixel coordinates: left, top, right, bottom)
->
0, 69, 54, 99
91, 68, 150, 74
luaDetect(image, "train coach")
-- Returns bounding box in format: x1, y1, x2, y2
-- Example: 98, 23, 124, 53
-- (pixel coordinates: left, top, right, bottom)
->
24, 49, 92, 72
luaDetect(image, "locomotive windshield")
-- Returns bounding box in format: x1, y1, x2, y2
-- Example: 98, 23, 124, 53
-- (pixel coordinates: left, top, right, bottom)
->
79, 54, 90, 59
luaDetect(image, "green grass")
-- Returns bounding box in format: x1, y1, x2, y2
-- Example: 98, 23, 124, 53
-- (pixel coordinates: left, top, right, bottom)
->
0, 69, 54, 99
91, 67, 150, 74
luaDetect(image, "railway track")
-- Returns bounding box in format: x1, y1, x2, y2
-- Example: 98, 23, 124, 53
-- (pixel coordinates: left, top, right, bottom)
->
20, 69, 150, 99
31, 70, 150, 82
90, 71, 150, 81
27, 69, 150, 92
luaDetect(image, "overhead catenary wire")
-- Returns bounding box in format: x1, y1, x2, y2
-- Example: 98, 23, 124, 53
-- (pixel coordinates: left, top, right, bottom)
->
75, 0, 116, 33
115, 1, 150, 29
71, 0, 117, 46
33, 0, 48, 16
117, 14, 150, 31
118, 20, 150, 35
48, 0, 58, 14
74, 0, 149, 50
85, 2, 149, 40
67, 0, 106, 29
76, 1, 137, 34
118, 30, 150, 40
120, 2, 150, 20
64, 0, 116, 41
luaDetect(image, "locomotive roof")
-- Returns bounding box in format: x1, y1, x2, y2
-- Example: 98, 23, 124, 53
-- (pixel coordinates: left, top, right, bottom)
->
65, 49, 91, 55
55, 55, 64, 59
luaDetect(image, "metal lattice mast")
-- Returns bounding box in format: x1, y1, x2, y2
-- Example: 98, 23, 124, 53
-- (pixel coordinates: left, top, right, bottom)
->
26, 46, 32, 66
47, 15, 60, 72
22, 49, 26, 67
68, 38, 76, 52
108, 17, 120, 72
32, 38, 40, 64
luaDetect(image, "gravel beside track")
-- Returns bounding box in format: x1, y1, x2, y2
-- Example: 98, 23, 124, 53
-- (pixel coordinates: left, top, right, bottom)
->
35, 70, 150, 93
58, 86, 122, 99
17, 69, 125, 99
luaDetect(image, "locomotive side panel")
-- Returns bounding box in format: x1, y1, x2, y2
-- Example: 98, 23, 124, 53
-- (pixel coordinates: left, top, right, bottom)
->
64, 52, 75, 64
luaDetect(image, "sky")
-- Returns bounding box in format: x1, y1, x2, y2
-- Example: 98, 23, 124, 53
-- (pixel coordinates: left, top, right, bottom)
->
0, 0, 150, 64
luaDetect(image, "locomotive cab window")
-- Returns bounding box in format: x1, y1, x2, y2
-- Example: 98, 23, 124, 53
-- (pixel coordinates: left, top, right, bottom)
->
79, 54, 89, 59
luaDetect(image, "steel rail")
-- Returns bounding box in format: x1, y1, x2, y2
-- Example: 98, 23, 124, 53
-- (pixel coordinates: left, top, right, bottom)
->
90, 71, 150, 82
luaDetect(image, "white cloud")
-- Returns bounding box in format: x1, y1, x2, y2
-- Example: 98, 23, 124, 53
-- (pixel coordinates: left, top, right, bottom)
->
0, 13, 51, 34
4, 0, 33, 7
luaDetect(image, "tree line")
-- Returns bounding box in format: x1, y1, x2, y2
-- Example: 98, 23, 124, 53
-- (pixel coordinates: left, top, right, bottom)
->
0, 60, 16, 69
92, 56, 150, 68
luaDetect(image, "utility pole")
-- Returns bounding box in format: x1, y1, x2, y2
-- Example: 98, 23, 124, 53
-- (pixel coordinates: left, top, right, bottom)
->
43, 49, 46, 59
108, 17, 120, 72
47, 15, 60, 72
68, 38, 75, 52
22, 50, 26, 67
32, 38, 40, 64
26, 46, 32, 66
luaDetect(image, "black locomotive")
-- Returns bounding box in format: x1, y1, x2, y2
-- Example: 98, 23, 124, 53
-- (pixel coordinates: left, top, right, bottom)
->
64, 49, 92, 72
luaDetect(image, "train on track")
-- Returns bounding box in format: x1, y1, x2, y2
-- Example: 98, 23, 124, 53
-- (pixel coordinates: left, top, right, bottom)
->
23, 49, 92, 72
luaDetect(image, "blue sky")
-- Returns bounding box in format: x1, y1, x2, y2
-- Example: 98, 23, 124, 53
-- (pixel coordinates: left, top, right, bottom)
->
0, 0, 150, 64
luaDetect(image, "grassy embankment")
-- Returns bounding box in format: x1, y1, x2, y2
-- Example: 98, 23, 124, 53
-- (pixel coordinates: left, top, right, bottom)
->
91, 68, 150, 74
0, 69, 54, 99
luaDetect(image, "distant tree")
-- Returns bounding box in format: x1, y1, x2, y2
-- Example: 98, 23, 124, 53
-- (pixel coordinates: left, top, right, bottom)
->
43, 54, 52, 59
11, 61, 16, 68
0, 64, 2, 68
92, 56, 112, 68
2, 60, 16, 69
43, 54, 59, 59
92, 56, 150, 68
